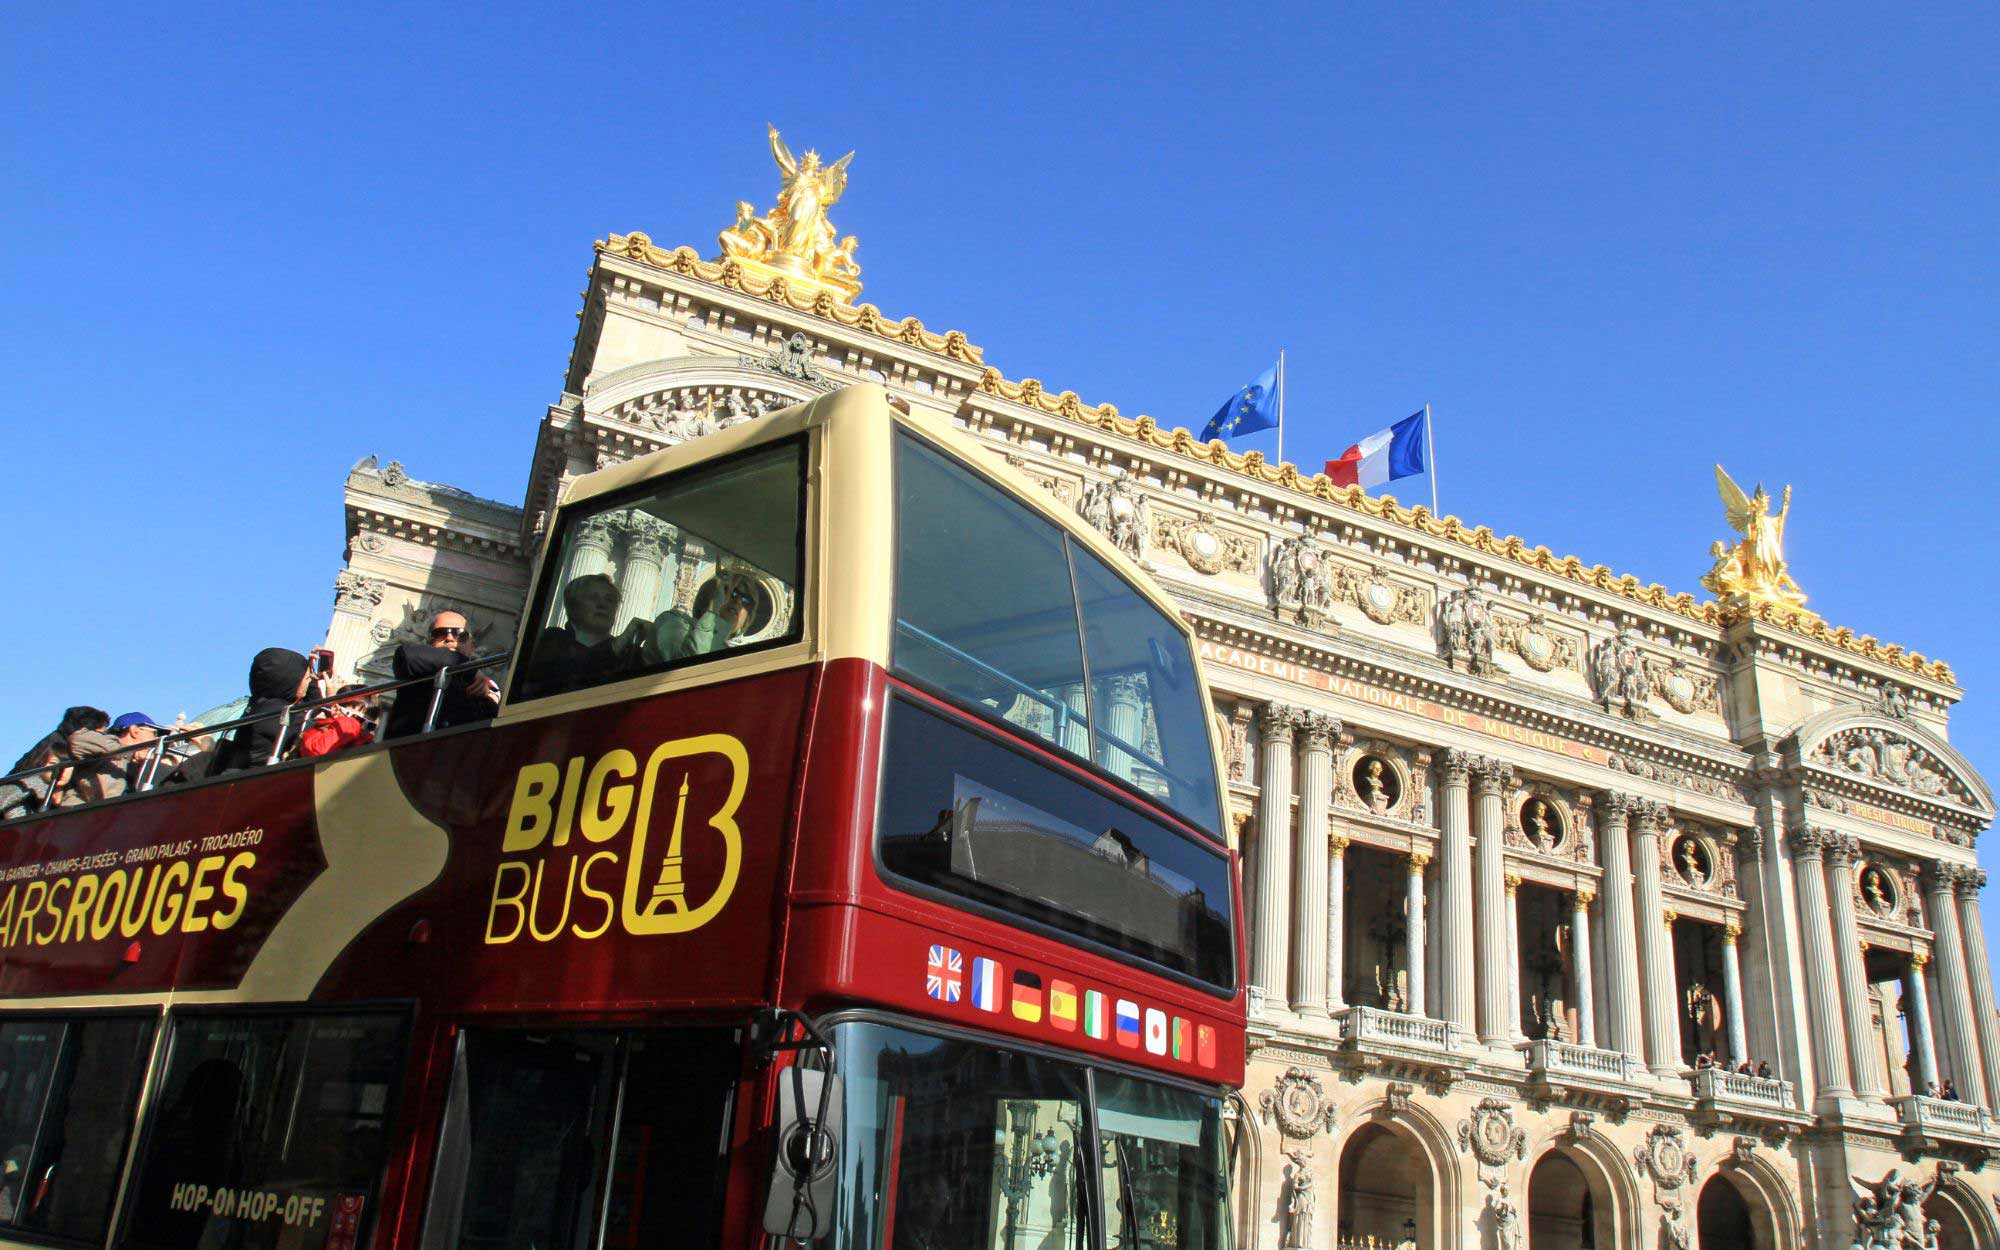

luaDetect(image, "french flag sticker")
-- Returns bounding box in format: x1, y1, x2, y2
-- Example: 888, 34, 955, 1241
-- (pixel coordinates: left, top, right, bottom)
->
1144, 1008, 1168, 1055
1115, 999, 1141, 1048
971, 957, 1002, 1012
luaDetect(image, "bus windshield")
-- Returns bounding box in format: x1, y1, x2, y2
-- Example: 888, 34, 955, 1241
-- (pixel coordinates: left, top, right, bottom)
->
512, 438, 807, 703
892, 434, 1223, 836
828, 1020, 1231, 1250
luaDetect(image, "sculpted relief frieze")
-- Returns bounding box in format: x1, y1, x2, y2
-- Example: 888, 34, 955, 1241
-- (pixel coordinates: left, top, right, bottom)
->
1269, 533, 1338, 628
1079, 470, 1147, 562
1812, 727, 1973, 807
1334, 561, 1430, 628
1493, 609, 1580, 674
1151, 510, 1261, 576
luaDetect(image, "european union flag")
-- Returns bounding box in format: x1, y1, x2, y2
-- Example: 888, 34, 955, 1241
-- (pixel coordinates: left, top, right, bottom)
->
1198, 362, 1280, 443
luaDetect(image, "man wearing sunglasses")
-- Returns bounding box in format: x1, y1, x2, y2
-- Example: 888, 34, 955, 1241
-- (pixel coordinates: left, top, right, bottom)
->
383, 610, 501, 740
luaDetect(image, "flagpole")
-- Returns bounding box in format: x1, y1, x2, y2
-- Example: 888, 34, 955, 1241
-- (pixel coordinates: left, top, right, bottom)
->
1425, 401, 1438, 516
1277, 350, 1286, 466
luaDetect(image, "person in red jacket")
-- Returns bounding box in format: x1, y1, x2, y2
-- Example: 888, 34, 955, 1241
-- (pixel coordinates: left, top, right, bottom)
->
298, 686, 378, 758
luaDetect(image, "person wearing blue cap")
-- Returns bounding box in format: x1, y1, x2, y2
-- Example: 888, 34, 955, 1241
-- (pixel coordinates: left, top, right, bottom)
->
61, 713, 166, 805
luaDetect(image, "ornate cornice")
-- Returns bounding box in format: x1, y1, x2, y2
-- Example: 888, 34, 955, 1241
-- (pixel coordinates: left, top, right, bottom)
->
596, 233, 985, 365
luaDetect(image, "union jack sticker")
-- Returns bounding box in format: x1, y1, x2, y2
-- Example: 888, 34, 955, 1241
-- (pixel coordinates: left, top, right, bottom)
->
926, 945, 963, 1002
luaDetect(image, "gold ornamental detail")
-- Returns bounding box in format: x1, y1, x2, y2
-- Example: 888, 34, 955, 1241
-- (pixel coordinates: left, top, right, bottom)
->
596, 232, 982, 366
1701, 464, 1810, 615
715, 126, 862, 303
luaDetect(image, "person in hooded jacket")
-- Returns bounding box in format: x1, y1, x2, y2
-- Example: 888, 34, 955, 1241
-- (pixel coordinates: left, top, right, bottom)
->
211, 649, 323, 774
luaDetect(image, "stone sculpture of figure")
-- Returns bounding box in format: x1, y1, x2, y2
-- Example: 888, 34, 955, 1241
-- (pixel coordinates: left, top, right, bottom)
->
1863, 869, 1894, 917
1360, 758, 1390, 813
1665, 1216, 1691, 1250
716, 392, 754, 429
1592, 628, 1653, 717
1852, 1170, 1940, 1250
1490, 1187, 1522, 1250
1269, 535, 1336, 627
1438, 586, 1499, 675
1526, 800, 1553, 851
1282, 1150, 1315, 1250
1079, 471, 1147, 562
1679, 839, 1705, 886
1702, 464, 1808, 612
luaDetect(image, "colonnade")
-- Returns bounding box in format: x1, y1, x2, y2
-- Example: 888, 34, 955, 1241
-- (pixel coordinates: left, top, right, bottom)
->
1245, 701, 2000, 1115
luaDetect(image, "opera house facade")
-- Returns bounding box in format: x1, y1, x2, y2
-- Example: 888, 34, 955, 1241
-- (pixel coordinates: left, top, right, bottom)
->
318, 138, 1998, 1249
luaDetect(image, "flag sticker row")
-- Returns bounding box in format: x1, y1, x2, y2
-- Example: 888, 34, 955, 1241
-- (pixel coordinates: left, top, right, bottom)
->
921, 943, 1216, 1070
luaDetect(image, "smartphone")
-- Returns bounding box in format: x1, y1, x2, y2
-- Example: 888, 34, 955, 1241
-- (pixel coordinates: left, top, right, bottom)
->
310, 648, 335, 677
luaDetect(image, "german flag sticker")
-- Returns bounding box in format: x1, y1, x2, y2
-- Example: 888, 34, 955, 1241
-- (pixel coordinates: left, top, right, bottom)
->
1011, 970, 1044, 1023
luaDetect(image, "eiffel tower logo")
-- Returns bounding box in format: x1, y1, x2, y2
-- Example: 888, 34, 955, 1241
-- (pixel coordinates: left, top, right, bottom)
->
641, 774, 692, 918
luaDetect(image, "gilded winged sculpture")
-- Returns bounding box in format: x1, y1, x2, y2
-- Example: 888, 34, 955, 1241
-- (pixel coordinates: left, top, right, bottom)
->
716, 125, 862, 301
1701, 464, 1808, 612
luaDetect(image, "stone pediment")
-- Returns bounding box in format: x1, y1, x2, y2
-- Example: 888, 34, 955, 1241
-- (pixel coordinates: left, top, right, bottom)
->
1788, 709, 1993, 818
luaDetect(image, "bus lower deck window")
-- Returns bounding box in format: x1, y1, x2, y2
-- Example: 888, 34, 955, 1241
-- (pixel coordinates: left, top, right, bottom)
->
0, 1013, 155, 1242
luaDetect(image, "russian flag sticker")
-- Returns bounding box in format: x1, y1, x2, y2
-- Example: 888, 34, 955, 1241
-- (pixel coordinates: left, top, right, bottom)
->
971, 957, 1002, 1012
1115, 999, 1141, 1048
1144, 1008, 1168, 1055
1083, 990, 1108, 1040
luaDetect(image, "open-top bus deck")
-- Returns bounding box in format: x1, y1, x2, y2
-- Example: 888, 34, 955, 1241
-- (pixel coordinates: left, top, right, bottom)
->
0, 386, 1246, 1250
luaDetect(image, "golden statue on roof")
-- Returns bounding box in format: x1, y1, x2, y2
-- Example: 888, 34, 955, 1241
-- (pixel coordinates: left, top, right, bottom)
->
1702, 464, 1810, 614
716, 125, 862, 303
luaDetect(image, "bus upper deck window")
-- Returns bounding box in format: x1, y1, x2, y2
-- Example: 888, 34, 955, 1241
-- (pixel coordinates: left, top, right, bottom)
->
512, 439, 807, 703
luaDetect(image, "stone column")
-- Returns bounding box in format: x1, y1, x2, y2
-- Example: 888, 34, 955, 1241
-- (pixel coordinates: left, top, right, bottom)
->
1825, 837, 1886, 1097
613, 516, 672, 632
1102, 675, 1148, 785
1327, 835, 1349, 1013
1905, 949, 1941, 1094
1630, 801, 1681, 1075
1953, 871, 2000, 1109
1290, 714, 1338, 1020
1437, 749, 1477, 1033
1505, 873, 1525, 1042
1250, 706, 1300, 1014
1721, 922, 1749, 1068
1570, 888, 1596, 1049
1406, 851, 1429, 1017
1792, 829, 1854, 1099
1596, 794, 1645, 1062
1472, 757, 1513, 1045
1926, 865, 1989, 1107
324, 571, 386, 686
1058, 685, 1090, 758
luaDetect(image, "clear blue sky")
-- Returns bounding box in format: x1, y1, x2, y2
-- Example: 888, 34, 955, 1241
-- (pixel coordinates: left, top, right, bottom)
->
2, 13, 1995, 844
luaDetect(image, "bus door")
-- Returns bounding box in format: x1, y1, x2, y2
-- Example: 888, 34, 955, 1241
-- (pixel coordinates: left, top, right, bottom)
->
420, 1026, 741, 1250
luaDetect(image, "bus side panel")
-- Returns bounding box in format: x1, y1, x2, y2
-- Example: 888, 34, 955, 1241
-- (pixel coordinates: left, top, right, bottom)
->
782, 658, 1248, 1088
0, 770, 324, 996
312, 665, 816, 1014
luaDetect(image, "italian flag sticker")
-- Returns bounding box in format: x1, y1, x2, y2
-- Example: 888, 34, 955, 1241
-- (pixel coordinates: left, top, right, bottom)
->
1083, 991, 1108, 1040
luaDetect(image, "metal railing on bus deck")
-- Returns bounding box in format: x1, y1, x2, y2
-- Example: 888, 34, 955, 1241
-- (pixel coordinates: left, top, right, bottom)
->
0, 652, 511, 819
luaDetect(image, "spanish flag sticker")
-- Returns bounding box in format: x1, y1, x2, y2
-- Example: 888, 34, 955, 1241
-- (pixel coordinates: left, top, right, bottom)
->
1049, 980, 1079, 1032
1011, 970, 1044, 1023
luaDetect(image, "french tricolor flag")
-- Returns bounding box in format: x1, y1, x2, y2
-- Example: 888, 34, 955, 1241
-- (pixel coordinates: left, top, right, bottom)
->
971, 957, 1002, 1012
1325, 410, 1427, 490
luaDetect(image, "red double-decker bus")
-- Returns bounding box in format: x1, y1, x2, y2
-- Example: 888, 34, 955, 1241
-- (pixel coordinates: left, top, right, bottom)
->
0, 385, 1245, 1250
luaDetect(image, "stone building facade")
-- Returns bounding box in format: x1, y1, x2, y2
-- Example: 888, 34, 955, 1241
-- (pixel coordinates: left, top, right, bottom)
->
319, 161, 1998, 1249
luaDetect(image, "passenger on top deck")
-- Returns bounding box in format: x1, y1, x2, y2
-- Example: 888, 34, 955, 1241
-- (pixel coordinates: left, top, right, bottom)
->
9, 706, 108, 774
212, 648, 324, 774
517, 571, 758, 701
384, 611, 498, 739
61, 713, 166, 805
